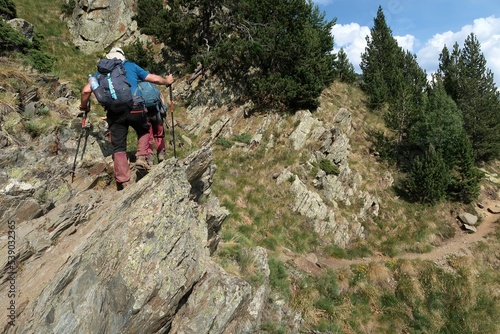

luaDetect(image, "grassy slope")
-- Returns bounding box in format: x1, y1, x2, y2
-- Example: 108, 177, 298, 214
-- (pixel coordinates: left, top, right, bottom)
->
14, 0, 103, 89
207, 81, 500, 333
11, 0, 500, 332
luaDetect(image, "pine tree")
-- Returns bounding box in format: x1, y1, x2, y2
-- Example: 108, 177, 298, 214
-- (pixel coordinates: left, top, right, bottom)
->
232, 0, 337, 109
437, 43, 461, 101
335, 48, 356, 83
407, 81, 464, 166
406, 81, 482, 204
457, 33, 500, 162
438, 33, 500, 162
449, 135, 483, 203
360, 6, 401, 109
385, 50, 426, 144
135, 0, 336, 110
406, 144, 449, 205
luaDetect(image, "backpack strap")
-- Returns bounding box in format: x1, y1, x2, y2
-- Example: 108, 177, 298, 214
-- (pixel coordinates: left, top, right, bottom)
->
107, 73, 117, 99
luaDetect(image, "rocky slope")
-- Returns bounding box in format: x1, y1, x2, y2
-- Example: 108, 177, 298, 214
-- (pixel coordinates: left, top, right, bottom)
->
0, 59, 282, 333
1, 3, 500, 330
2, 54, 500, 332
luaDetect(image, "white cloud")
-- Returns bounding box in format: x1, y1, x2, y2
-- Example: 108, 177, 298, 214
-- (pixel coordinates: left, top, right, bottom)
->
416, 16, 500, 83
395, 35, 415, 52
311, 0, 336, 5
331, 23, 370, 72
331, 16, 500, 88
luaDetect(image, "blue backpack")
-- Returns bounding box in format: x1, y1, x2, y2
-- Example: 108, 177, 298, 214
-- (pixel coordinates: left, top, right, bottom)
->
93, 59, 134, 113
135, 81, 162, 108
135, 81, 166, 118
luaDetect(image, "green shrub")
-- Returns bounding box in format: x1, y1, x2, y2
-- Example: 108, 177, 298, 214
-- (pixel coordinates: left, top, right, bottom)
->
0, 0, 17, 19
60, 0, 75, 16
323, 244, 348, 258
25, 49, 53, 72
260, 322, 287, 334
0, 20, 30, 53
0, 21, 53, 72
232, 133, 252, 144
215, 137, 234, 148
24, 120, 46, 137
268, 257, 290, 299
316, 269, 339, 299
318, 159, 340, 175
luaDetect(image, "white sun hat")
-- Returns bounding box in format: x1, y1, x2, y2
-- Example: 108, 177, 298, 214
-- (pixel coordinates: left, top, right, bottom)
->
106, 47, 126, 61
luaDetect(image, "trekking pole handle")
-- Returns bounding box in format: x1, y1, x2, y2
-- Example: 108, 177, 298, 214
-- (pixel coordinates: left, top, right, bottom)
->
167, 71, 174, 111
82, 101, 90, 128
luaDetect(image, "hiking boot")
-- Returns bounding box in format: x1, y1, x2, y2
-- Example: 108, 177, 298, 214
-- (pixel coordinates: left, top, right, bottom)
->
135, 156, 150, 171
116, 171, 136, 191
146, 154, 154, 166
157, 151, 165, 163
117, 181, 130, 191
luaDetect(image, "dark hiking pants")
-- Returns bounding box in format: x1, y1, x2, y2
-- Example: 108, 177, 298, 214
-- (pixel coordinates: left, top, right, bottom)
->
107, 109, 150, 183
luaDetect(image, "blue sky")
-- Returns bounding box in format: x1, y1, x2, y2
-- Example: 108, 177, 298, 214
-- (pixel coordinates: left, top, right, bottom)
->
313, 0, 500, 86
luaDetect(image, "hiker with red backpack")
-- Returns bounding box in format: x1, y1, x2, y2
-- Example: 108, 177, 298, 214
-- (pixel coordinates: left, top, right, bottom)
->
79, 47, 174, 190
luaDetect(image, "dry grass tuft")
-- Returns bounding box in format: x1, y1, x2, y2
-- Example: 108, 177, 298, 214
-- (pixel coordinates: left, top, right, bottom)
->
0, 60, 34, 88
447, 255, 478, 278
0, 102, 17, 116
367, 262, 393, 289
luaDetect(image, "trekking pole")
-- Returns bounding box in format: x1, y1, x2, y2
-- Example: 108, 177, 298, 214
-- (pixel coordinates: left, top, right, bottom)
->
169, 84, 177, 159
80, 112, 91, 160
71, 101, 90, 182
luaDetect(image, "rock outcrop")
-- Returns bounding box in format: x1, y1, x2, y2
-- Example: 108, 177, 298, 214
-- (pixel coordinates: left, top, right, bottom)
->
1, 153, 275, 333
0, 66, 275, 332
66, 0, 142, 53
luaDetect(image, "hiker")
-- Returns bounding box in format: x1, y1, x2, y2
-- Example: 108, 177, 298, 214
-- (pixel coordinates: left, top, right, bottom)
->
146, 91, 167, 165
79, 47, 174, 190
134, 80, 168, 166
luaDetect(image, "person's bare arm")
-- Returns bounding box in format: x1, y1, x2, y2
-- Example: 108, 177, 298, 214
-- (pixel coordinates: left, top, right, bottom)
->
79, 83, 92, 111
145, 73, 173, 86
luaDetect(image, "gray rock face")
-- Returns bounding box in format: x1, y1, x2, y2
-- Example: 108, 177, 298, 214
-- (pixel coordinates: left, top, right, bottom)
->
7, 18, 34, 41
170, 246, 270, 334
67, 0, 140, 53
275, 107, 371, 246
0, 64, 279, 333
2, 161, 208, 333
0, 137, 270, 334
289, 110, 322, 151
170, 263, 252, 334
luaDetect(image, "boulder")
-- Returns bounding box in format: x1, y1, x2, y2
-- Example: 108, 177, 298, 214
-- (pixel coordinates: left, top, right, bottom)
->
458, 212, 478, 226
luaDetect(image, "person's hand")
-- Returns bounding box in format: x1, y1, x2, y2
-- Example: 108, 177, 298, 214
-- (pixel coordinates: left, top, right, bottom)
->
165, 74, 174, 86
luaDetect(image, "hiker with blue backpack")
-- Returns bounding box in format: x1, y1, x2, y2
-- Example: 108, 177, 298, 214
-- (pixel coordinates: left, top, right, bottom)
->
134, 81, 168, 166
79, 47, 174, 190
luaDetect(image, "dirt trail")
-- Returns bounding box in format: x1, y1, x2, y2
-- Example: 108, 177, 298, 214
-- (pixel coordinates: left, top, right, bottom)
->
288, 198, 500, 273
